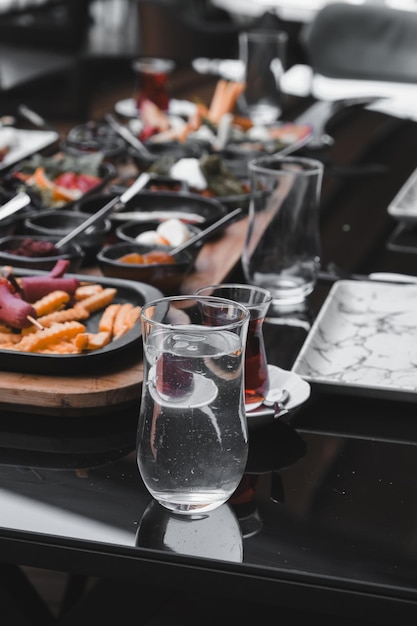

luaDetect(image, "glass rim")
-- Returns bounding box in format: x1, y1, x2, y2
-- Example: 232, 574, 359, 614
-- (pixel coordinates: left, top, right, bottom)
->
239, 30, 288, 43
131, 57, 175, 73
141, 294, 250, 329
248, 155, 324, 176
195, 283, 273, 305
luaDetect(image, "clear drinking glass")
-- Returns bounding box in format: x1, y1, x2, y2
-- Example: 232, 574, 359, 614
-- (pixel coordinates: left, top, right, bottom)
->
195, 284, 272, 410
132, 57, 175, 111
137, 295, 250, 515
238, 30, 288, 125
242, 155, 324, 312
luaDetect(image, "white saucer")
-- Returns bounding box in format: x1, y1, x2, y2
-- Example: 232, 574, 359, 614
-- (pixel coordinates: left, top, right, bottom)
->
246, 364, 311, 430
114, 98, 139, 118
114, 98, 197, 119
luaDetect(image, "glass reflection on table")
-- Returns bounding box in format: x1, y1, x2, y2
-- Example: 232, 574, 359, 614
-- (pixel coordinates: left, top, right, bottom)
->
136, 500, 243, 562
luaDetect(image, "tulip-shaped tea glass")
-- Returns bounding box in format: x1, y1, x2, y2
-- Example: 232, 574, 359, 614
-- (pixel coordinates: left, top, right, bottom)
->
196, 284, 272, 410
132, 57, 175, 112
242, 155, 324, 312
137, 295, 250, 515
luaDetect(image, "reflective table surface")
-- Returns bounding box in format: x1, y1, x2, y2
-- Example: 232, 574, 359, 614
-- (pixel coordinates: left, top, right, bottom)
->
2, 86, 417, 625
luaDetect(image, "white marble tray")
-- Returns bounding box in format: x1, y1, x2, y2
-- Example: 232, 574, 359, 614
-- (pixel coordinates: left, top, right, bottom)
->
292, 280, 417, 401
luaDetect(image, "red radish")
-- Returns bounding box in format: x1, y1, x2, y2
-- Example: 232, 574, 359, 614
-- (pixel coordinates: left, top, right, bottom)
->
0, 278, 37, 329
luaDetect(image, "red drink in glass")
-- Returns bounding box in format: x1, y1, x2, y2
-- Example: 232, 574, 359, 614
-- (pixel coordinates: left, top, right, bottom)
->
195, 284, 272, 409
244, 316, 269, 407
132, 57, 175, 112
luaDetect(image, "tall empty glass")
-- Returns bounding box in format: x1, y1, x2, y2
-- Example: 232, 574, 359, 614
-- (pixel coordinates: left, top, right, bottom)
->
238, 30, 288, 125
137, 295, 250, 515
242, 155, 324, 312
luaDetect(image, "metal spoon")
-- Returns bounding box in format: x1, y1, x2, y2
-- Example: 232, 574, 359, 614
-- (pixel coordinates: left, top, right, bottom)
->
18, 104, 55, 132
55, 172, 151, 248
0, 192, 31, 222
246, 388, 290, 421
169, 207, 243, 256
263, 388, 290, 420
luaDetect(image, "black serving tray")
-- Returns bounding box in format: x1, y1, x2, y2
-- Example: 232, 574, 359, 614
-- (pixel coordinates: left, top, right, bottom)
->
0, 267, 162, 375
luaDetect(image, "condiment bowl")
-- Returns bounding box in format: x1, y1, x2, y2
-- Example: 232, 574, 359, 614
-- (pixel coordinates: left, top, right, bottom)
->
23, 210, 112, 266
74, 190, 228, 230
64, 121, 127, 158
0, 235, 84, 272
115, 219, 202, 260
96, 241, 194, 295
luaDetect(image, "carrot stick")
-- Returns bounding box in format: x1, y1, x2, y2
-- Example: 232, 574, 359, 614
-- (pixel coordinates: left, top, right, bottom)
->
208, 79, 229, 123
232, 115, 253, 131
226, 81, 246, 112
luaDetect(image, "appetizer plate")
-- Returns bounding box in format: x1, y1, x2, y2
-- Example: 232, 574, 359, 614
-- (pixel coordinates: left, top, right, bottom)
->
3, 156, 116, 213
246, 364, 311, 430
0, 268, 161, 376
387, 167, 417, 224
293, 280, 417, 401
226, 122, 313, 157
0, 127, 59, 171
115, 98, 312, 157
115, 98, 196, 120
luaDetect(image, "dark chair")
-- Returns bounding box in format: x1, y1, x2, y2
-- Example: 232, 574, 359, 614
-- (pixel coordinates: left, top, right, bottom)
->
299, 2, 417, 83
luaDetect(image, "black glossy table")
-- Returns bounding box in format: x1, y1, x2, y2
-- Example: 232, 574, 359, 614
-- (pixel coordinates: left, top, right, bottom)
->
1, 99, 417, 625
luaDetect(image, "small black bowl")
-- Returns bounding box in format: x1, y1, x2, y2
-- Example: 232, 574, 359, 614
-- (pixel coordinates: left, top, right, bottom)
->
97, 241, 194, 295
75, 190, 228, 230
23, 210, 112, 266
132, 139, 204, 169
115, 219, 202, 260
0, 235, 84, 272
65, 121, 127, 158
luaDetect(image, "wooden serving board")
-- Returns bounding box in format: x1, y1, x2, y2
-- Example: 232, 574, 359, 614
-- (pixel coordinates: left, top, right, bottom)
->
0, 218, 248, 416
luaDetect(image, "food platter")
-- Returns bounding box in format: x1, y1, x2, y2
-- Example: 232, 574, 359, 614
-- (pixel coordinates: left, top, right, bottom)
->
115, 97, 197, 120
0, 127, 59, 171
1, 152, 116, 214
0, 268, 161, 375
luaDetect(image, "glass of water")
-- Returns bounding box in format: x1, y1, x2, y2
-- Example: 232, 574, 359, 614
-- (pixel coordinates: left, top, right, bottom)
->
137, 295, 250, 516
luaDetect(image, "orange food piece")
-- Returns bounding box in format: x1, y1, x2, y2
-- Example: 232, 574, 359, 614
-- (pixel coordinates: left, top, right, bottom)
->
118, 253, 145, 264
33, 167, 80, 202
117, 251, 175, 265
142, 251, 176, 265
